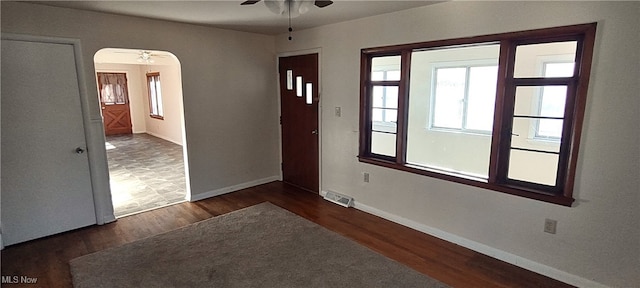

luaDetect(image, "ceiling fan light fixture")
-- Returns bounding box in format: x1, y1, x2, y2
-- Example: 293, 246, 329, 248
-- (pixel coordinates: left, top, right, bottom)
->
264, 0, 314, 18
137, 51, 155, 63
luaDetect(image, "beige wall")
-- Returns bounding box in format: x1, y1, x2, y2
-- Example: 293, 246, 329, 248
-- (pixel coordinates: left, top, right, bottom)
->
276, 1, 639, 287
140, 64, 184, 145
2, 1, 638, 286
1, 2, 281, 215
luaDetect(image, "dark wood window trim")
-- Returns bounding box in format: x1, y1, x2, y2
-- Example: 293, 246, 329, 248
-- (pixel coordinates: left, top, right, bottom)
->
358, 23, 596, 206
146, 72, 164, 120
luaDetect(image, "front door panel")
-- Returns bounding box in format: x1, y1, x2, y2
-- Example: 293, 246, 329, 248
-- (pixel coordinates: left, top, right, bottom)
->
279, 54, 319, 193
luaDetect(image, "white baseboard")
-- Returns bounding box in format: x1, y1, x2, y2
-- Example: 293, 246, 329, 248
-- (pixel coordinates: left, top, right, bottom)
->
141, 131, 182, 146
346, 198, 607, 288
188, 176, 280, 202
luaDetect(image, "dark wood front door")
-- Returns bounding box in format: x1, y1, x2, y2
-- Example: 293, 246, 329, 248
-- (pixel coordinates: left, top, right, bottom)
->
279, 54, 319, 193
97, 72, 132, 135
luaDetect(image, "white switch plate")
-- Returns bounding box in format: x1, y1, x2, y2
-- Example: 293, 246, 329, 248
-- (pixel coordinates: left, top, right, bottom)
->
335, 107, 341, 117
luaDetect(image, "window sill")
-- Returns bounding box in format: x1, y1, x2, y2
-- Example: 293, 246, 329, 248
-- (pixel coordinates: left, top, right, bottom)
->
150, 115, 164, 120
357, 155, 574, 206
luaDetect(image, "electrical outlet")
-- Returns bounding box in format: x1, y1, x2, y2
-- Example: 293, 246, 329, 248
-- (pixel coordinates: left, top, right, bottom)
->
335, 106, 342, 117
544, 218, 557, 234
363, 172, 370, 183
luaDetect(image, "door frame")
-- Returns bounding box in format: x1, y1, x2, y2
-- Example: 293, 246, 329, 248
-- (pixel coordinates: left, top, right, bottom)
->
276, 48, 323, 193
93, 48, 191, 208
0, 33, 116, 248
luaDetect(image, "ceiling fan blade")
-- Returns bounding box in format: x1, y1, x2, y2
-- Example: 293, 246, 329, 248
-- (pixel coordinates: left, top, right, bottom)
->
314, 0, 333, 8
240, 0, 261, 5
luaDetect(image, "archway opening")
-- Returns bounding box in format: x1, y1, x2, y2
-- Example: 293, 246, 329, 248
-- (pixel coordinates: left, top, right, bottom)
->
94, 48, 190, 218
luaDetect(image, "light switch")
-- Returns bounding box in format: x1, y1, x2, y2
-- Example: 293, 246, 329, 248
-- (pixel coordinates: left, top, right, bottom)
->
335, 107, 341, 117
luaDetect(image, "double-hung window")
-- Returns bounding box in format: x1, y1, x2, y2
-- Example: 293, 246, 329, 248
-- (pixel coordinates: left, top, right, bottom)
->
431, 62, 498, 133
359, 23, 596, 205
146, 72, 164, 120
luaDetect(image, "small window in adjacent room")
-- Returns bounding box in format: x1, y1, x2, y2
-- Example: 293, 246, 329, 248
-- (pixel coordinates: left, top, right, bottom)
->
359, 23, 596, 206
146, 72, 164, 120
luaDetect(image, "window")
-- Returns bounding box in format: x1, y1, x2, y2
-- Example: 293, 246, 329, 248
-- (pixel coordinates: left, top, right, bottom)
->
97, 72, 128, 105
359, 23, 596, 206
146, 72, 164, 119
369, 56, 401, 157
431, 63, 498, 133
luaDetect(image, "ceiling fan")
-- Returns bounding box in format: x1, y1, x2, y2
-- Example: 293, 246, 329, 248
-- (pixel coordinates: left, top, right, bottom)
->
111, 50, 169, 64
241, 0, 334, 40
241, 0, 334, 9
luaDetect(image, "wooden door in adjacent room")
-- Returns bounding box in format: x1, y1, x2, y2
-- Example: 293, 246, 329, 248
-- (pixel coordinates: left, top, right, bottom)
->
97, 72, 132, 135
279, 54, 319, 193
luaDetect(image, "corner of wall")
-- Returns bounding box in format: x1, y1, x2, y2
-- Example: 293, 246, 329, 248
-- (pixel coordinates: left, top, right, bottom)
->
188, 176, 280, 202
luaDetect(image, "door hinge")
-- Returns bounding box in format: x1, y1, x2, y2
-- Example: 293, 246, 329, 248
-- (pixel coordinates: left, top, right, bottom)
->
279, 116, 282, 125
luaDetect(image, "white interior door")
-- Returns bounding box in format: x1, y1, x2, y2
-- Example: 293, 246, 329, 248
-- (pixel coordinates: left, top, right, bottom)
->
1, 37, 97, 246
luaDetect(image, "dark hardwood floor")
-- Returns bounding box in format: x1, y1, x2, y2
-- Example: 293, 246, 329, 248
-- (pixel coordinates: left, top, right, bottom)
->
1, 181, 573, 288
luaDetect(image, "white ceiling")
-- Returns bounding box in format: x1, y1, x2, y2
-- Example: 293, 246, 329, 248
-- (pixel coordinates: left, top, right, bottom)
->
94, 48, 179, 65
29, 0, 441, 35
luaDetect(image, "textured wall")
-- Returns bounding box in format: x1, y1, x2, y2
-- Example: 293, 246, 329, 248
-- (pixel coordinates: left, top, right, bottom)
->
276, 2, 639, 287
1, 2, 281, 221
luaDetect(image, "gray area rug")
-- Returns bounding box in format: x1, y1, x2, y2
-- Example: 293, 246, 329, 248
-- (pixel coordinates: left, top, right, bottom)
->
70, 202, 449, 287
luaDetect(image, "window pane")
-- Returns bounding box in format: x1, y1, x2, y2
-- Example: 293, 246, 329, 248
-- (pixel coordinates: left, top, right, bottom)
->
514, 41, 577, 78
155, 78, 163, 116
406, 43, 499, 179
372, 86, 398, 108
371, 71, 384, 81
514, 86, 566, 140
432, 67, 466, 129
306, 83, 313, 104
385, 86, 399, 109
385, 109, 398, 123
511, 118, 561, 153
286, 70, 293, 90
296, 76, 303, 97
386, 70, 401, 80
539, 86, 566, 138
538, 118, 563, 139
102, 85, 114, 104
372, 108, 383, 122
372, 85, 398, 123
466, 66, 497, 131
372, 86, 384, 107
371, 56, 401, 81
371, 131, 396, 157
149, 79, 157, 115
114, 84, 126, 104
540, 86, 567, 117
508, 149, 558, 186
545, 62, 574, 77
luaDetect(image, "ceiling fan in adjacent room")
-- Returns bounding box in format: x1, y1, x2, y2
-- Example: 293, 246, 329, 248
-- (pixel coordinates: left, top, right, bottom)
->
107, 49, 170, 64
241, 0, 334, 40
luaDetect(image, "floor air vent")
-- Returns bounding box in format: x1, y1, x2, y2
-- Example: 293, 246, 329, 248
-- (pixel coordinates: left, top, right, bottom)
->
323, 191, 354, 208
